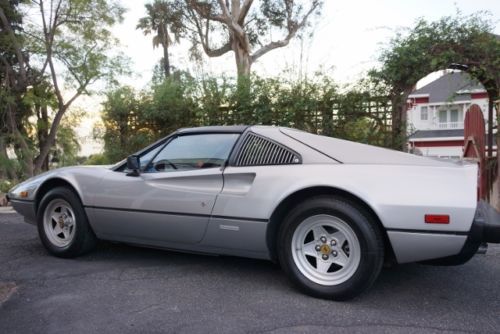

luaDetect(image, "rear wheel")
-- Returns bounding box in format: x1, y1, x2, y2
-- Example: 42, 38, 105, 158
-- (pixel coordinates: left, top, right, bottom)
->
278, 196, 384, 300
37, 187, 97, 258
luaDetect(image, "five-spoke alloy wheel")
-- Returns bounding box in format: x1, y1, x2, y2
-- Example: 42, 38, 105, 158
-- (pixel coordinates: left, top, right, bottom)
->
291, 214, 361, 286
42, 199, 77, 248
37, 187, 97, 258
278, 196, 384, 300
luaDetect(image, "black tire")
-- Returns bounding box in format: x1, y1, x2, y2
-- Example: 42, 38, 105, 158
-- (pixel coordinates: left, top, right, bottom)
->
277, 196, 384, 300
37, 187, 97, 258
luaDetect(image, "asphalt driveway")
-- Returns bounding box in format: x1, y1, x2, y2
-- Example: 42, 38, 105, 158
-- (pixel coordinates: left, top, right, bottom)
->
1, 211, 499, 334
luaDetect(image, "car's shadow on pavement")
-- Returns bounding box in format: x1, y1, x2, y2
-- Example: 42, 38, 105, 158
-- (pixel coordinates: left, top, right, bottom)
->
83, 240, 500, 306
2, 225, 500, 333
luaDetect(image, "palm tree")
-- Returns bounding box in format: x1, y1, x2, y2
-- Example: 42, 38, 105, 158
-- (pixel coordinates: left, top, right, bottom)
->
137, 0, 184, 78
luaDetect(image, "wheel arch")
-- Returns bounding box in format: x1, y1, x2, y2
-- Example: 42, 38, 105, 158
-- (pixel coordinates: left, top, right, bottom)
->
34, 177, 83, 213
266, 186, 395, 263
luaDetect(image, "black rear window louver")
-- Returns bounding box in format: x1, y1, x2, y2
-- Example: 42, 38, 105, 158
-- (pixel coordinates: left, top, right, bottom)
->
234, 133, 301, 166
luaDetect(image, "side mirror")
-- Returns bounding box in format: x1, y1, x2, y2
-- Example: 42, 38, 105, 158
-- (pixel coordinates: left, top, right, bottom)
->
126, 155, 141, 177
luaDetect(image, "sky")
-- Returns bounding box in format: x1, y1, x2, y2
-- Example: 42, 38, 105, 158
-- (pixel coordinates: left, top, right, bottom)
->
77, 0, 500, 156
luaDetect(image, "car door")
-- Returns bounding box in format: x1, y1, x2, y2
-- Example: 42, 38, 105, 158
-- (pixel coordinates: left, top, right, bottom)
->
200, 131, 303, 256
90, 133, 240, 245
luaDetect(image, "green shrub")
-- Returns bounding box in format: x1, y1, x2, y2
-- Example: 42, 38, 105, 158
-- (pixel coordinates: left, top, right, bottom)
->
85, 154, 112, 165
0, 180, 16, 193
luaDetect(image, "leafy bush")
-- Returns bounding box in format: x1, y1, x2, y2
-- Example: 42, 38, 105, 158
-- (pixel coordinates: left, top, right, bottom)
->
0, 180, 15, 194
85, 154, 112, 166
99, 74, 394, 162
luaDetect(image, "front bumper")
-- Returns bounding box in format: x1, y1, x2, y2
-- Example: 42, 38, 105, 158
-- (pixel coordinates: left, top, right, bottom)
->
10, 199, 37, 225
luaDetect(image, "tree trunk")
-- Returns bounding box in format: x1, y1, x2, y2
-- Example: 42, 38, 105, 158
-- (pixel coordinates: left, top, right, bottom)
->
0, 138, 7, 180
231, 36, 253, 124
159, 23, 171, 78
163, 43, 171, 77
233, 39, 253, 120
390, 93, 405, 150
0, 137, 16, 181
33, 104, 67, 175
36, 104, 50, 172
390, 89, 412, 151
6, 104, 34, 177
232, 35, 252, 81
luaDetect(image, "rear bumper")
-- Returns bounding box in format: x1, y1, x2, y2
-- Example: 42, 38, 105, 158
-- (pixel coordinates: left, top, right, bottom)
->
418, 200, 499, 266
472, 200, 500, 244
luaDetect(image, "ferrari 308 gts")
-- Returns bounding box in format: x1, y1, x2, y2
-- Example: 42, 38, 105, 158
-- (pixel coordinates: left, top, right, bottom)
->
8, 126, 500, 300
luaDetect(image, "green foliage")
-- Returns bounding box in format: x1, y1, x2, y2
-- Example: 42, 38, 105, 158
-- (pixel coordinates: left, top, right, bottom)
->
1, 0, 128, 179
372, 12, 498, 92
370, 11, 500, 149
52, 122, 81, 167
84, 153, 111, 165
183, 0, 322, 78
0, 179, 15, 193
137, 0, 184, 44
137, 0, 185, 77
99, 74, 393, 162
0, 0, 30, 179
184, 0, 322, 51
146, 73, 198, 135
0, 154, 21, 180
101, 86, 152, 162
26, 0, 127, 91
197, 76, 233, 125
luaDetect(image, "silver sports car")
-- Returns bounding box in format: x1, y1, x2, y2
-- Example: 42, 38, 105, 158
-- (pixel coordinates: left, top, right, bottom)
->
8, 126, 500, 300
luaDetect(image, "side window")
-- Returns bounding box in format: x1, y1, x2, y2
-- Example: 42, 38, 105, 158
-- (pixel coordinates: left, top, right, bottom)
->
139, 144, 163, 169
148, 133, 239, 172
119, 140, 165, 173
234, 133, 301, 166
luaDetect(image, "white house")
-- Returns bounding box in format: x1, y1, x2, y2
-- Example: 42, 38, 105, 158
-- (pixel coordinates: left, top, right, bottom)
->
406, 71, 492, 159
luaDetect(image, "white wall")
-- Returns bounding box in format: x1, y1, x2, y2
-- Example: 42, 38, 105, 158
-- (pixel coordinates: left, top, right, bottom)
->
416, 146, 463, 158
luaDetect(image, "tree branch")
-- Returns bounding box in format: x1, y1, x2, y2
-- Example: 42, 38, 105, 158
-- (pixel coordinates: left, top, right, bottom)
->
217, 0, 230, 18
186, 0, 226, 23
213, 0, 246, 44
251, 1, 319, 62
251, 39, 290, 62
39, 0, 64, 109
186, 5, 232, 58
237, 0, 253, 25
205, 41, 232, 57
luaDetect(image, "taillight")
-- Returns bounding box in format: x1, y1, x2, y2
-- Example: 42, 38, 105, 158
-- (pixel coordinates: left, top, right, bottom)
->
425, 215, 450, 224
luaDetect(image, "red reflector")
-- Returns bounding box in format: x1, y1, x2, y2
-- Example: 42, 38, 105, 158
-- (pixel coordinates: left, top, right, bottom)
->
425, 215, 450, 224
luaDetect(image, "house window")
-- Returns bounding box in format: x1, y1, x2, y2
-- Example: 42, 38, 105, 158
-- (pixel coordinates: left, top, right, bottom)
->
439, 110, 447, 124
420, 106, 428, 121
450, 109, 459, 123
438, 108, 462, 129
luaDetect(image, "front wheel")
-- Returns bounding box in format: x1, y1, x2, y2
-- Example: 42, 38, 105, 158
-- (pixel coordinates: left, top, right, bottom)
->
37, 187, 97, 258
278, 196, 384, 300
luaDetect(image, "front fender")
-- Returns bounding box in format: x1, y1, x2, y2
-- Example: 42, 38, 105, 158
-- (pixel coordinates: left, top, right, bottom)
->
9, 166, 109, 209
